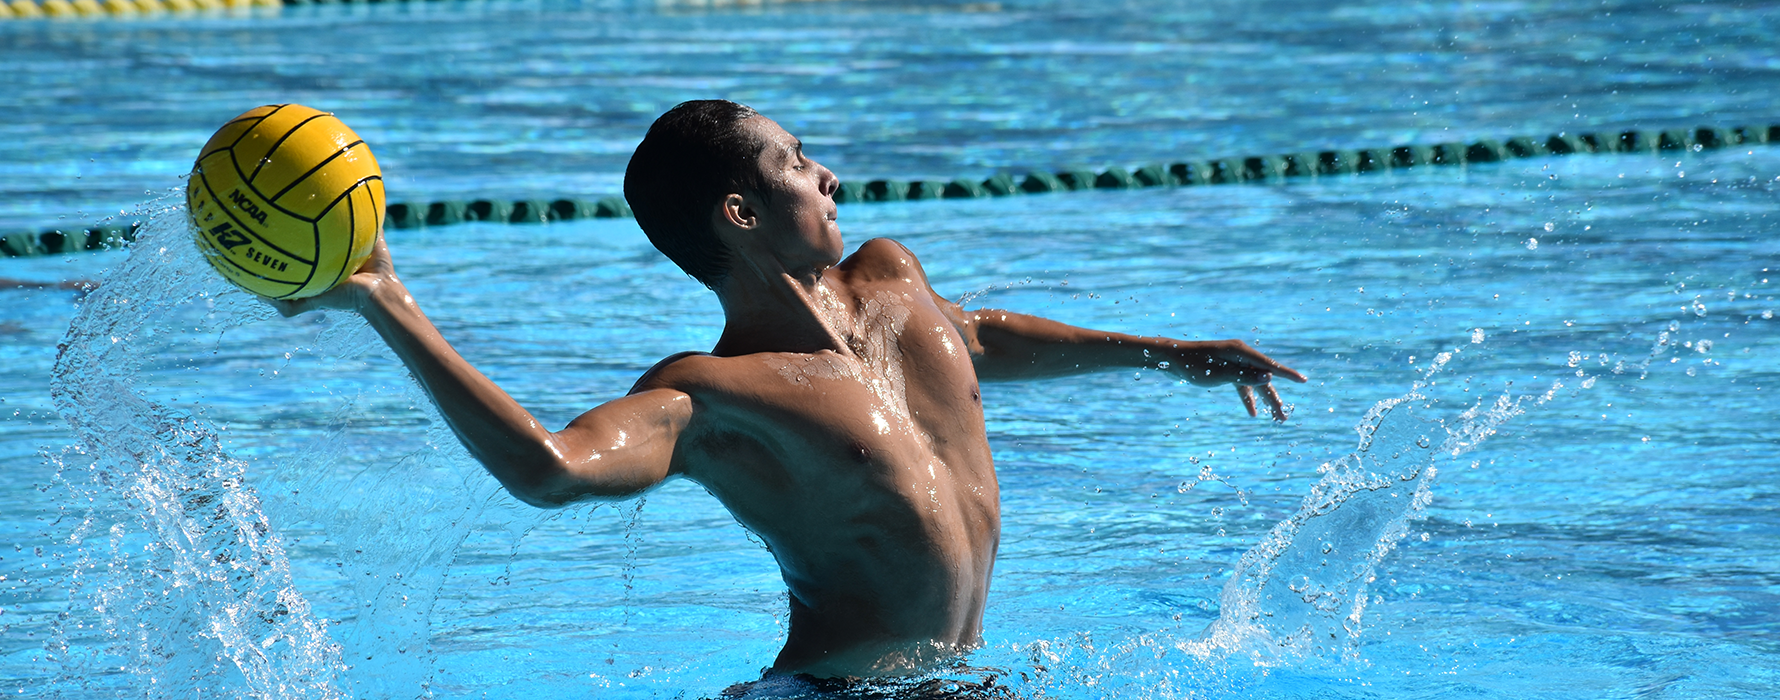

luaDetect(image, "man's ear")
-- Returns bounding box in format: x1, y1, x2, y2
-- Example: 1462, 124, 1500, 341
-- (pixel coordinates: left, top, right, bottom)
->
716, 193, 757, 230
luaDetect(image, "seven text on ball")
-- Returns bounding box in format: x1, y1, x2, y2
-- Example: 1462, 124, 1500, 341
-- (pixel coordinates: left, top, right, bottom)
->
246, 246, 290, 273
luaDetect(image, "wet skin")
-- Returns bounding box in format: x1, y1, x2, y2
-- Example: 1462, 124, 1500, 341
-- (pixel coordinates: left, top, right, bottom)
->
277, 116, 1306, 678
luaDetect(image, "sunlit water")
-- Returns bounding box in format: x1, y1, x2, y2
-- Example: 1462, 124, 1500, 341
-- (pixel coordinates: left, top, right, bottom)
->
4, 0, 1780, 697
6, 0, 1780, 229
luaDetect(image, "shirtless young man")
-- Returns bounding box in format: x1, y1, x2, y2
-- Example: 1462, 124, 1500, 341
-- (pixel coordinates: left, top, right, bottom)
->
278, 100, 1305, 679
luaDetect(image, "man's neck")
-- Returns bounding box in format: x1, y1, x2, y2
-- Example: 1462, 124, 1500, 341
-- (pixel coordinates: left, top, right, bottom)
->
712, 267, 854, 358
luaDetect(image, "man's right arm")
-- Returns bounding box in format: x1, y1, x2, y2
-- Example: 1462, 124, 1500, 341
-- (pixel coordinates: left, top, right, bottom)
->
276, 234, 691, 507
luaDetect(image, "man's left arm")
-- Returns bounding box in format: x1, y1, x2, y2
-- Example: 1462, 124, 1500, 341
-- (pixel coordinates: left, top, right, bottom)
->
946, 299, 1310, 415
917, 282, 1301, 423
882, 238, 1305, 420
947, 304, 1304, 419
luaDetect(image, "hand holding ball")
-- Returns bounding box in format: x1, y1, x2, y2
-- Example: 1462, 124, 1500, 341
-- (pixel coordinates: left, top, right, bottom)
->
186, 104, 385, 300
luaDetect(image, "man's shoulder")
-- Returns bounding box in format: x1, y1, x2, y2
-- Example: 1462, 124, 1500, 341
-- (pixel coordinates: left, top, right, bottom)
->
839, 237, 928, 283
628, 350, 792, 397
629, 351, 724, 392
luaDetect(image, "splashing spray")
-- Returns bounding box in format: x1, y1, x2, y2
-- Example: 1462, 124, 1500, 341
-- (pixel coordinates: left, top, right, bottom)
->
48, 205, 348, 698
44, 200, 536, 698
1197, 347, 1569, 664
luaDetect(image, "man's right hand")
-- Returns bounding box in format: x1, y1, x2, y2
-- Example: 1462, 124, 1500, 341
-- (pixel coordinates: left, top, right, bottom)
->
270, 231, 398, 318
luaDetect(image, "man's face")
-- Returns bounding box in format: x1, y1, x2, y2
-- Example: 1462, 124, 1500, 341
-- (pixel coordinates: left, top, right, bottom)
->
738, 116, 842, 268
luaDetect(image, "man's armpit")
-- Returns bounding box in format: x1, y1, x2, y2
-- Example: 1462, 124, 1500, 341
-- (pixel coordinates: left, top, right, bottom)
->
926, 294, 983, 357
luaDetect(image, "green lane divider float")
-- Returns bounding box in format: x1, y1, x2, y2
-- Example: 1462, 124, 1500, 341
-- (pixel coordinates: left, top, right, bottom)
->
381, 196, 634, 229
0, 223, 139, 257
819, 123, 1777, 203
6, 123, 1774, 259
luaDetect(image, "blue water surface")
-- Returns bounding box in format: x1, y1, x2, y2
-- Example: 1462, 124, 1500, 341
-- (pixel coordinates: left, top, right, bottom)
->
2, 1, 1778, 698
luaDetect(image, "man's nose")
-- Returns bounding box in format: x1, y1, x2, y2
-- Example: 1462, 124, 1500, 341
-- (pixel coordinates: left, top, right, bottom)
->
817, 164, 839, 198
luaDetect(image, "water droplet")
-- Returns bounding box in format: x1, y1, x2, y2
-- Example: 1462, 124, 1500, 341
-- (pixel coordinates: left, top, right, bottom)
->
1526, 238, 1539, 250
1543, 222, 1554, 232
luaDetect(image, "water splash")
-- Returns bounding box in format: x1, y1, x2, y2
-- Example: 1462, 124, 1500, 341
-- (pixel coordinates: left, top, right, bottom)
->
1196, 346, 1570, 664
43, 203, 541, 698
48, 206, 346, 697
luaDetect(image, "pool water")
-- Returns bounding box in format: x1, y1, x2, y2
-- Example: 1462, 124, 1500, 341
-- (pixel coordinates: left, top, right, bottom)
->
4, 1, 1779, 698
6, 0, 1779, 228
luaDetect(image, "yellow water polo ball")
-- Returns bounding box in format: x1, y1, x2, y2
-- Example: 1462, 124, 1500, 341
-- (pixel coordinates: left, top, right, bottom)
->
186, 104, 384, 300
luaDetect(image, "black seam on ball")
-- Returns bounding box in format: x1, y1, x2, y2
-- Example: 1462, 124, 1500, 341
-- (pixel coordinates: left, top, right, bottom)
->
198, 117, 266, 163
218, 154, 316, 263
248, 113, 329, 185
311, 174, 382, 230
266, 139, 364, 206
318, 189, 356, 294
226, 104, 289, 154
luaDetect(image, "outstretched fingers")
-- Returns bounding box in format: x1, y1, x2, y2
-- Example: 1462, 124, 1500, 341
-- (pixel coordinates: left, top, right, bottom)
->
1261, 383, 1287, 422
1174, 339, 1304, 421
1236, 382, 1290, 422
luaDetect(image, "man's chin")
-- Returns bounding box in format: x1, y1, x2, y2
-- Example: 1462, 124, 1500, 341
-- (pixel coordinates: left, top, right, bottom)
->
822, 233, 845, 264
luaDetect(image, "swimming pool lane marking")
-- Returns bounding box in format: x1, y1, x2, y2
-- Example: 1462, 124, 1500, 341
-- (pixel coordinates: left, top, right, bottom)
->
5, 123, 1774, 259
0, 0, 278, 19
0, 0, 852, 20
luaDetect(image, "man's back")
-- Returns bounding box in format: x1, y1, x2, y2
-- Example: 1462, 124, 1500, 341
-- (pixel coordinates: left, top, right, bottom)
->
638, 239, 1000, 676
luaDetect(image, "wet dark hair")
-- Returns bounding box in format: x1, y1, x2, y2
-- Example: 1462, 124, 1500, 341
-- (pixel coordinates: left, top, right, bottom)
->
624, 100, 772, 289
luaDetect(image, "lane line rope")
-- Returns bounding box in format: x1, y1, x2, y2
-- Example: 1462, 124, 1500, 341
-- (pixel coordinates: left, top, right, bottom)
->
5, 123, 1773, 259
1, 0, 278, 19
